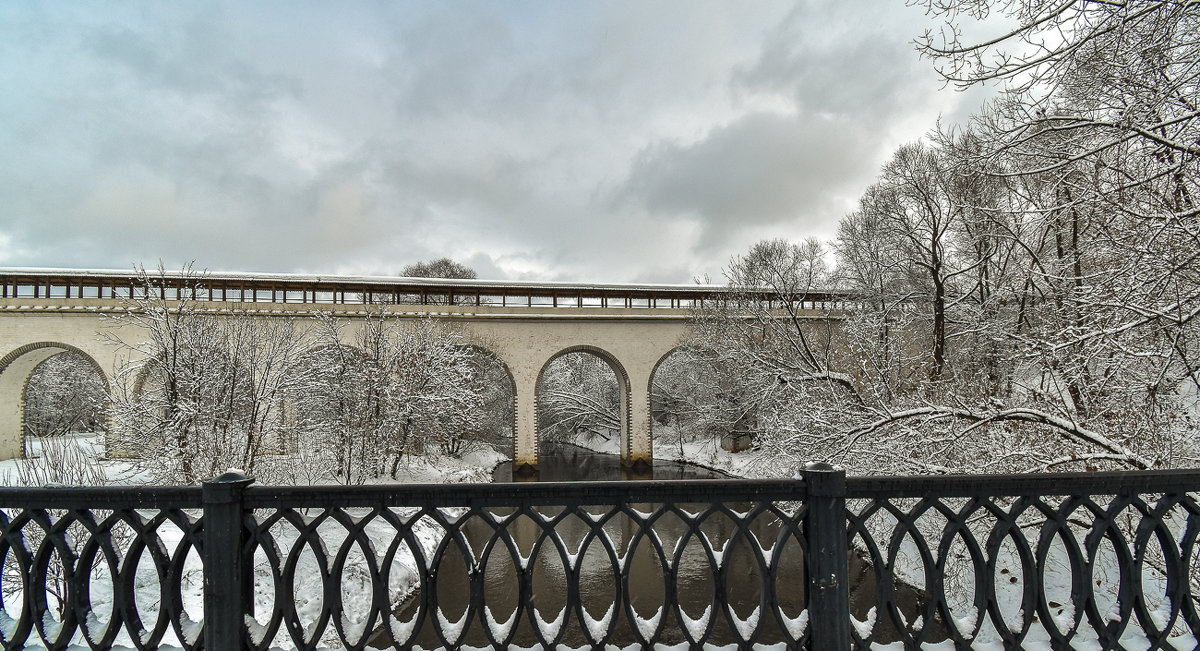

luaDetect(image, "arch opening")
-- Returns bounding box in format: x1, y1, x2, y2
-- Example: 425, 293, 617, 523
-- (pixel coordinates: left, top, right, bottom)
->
460, 345, 516, 461
0, 342, 110, 462
650, 346, 749, 461
285, 342, 375, 484
278, 339, 513, 484
112, 344, 267, 483
535, 346, 631, 470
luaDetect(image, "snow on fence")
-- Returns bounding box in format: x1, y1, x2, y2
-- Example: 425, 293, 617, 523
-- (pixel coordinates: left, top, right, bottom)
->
0, 466, 1198, 650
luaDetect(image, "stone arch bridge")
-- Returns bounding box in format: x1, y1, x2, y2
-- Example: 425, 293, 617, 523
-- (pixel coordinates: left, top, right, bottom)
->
0, 269, 844, 474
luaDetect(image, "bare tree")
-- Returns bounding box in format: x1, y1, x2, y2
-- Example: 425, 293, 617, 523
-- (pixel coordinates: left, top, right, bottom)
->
850, 142, 981, 379
401, 258, 478, 280
538, 352, 621, 446
107, 264, 313, 484
695, 2, 1199, 475
366, 258, 482, 306
916, 0, 1199, 168
293, 311, 484, 484
22, 351, 107, 440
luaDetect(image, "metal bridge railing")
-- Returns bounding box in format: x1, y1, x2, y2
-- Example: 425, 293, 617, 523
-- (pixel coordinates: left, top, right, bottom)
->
1, 466, 1198, 649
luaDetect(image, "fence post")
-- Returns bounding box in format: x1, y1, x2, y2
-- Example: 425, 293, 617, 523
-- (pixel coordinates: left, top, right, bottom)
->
203, 470, 254, 651
803, 461, 850, 651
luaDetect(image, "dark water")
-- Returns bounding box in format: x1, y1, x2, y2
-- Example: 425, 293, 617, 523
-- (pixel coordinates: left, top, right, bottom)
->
492, 442, 731, 482
369, 443, 936, 648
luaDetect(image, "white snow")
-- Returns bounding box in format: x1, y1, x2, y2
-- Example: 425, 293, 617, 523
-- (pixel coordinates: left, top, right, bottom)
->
533, 606, 566, 640
0, 610, 18, 640
709, 543, 727, 568
40, 610, 61, 640
581, 603, 614, 641
851, 605, 877, 638
729, 605, 760, 640
578, 510, 606, 524
678, 604, 711, 640
388, 613, 418, 645
434, 608, 468, 646
244, 613, 269, 646
177, 613, 202, 646
1052, 602, 1076, 633
951, 609, 978, 639
781, 608, 808, 639
628, 507, 655, 521
482, 604, 517, 640
83, 611, 107, 640
633, 606, 663, 638
1009, 607, 1026, 634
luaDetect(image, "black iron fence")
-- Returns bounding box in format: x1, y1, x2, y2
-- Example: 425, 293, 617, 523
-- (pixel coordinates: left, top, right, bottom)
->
1, 466, 1198, 649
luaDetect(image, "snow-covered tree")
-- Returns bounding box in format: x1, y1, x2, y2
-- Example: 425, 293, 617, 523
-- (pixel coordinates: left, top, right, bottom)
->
686, 239, 872, 475
107, 264, 313, 484
537, 352, 621, 447
677, 1, 1200, 476
691, 197, 1197, 475
916, 0, 1198, 175
650, 347, 748, 458
463, 347, 514, 451
22, 351, 107, 440
291, 311, 484, 484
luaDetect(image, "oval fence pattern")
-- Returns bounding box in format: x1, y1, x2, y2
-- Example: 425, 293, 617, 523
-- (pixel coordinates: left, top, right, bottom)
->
0, 469, 1197, 649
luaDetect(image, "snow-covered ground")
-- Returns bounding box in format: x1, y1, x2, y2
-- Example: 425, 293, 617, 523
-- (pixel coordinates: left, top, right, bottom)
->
2, 433, 506, 650
0, 432, 506, 488
581, 425, 767, 478
4, 432, 1197, 649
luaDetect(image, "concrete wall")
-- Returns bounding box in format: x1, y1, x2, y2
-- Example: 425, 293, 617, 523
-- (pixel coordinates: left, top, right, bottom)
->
0, 299, 693, 471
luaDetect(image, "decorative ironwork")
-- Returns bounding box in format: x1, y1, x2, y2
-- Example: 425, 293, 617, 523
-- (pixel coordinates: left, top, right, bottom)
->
843, 470, 1200, 649
238, 478, 812, 649
0, 486, 204, 651
0, 468, 1196, 649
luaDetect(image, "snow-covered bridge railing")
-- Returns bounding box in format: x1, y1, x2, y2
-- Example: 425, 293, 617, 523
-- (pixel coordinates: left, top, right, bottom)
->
0, 467, 1198, 649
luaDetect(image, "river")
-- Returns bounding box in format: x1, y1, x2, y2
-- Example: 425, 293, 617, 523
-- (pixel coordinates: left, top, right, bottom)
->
369, 443, 935, 648
492, 442, 729, 483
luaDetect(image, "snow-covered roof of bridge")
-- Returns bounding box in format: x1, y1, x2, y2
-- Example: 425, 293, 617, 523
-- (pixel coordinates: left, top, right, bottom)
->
0, 267, 728, 292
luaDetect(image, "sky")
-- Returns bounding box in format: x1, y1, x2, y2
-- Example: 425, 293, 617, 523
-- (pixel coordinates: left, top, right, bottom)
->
0, 1, 995, 284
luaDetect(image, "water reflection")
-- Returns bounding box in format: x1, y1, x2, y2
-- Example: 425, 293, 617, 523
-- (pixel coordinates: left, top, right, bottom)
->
493, 443, 730, 483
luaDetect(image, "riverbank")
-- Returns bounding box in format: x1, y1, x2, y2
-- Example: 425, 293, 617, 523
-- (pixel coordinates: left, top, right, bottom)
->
0, 430, 767, 489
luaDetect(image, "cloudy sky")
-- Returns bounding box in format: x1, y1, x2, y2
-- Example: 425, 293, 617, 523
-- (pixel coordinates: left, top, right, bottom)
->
0, 2, 994, 283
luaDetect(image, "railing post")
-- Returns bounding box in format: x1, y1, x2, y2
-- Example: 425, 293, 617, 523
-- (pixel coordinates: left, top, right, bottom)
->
203, 470, 254, 651
803, 462, 850, 651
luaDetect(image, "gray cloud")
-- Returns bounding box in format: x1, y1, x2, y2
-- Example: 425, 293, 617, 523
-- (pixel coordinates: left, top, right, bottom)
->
734, 1, 933, 121
0, 2, 988, 283
619, 111, 875, 251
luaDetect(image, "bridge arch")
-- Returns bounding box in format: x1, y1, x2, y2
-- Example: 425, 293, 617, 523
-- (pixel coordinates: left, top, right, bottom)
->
534, 345, 632, 469
0, 342, 111, 459
649, 343, 688, 411
650, 345, 716, 460
459, 344, 517, 460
